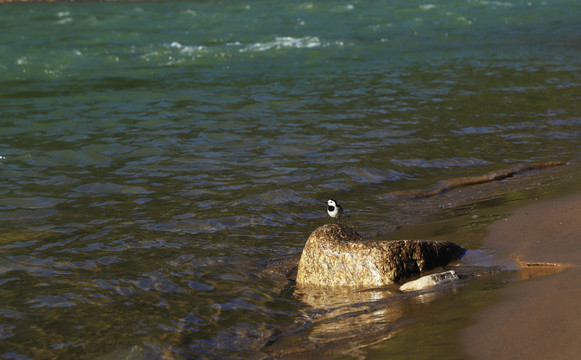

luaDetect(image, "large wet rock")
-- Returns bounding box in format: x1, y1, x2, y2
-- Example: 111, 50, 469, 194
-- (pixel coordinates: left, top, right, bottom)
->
296, 224, 465, 287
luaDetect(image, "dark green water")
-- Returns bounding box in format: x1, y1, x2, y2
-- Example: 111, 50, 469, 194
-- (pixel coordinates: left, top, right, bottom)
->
1, 0, 580, 358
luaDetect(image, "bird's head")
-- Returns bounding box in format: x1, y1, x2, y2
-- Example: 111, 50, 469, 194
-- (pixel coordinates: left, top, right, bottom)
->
327, 199, 337, 207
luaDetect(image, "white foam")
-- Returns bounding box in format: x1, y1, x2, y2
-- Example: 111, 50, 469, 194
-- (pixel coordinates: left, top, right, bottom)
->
420, 4, 437, 10
480, 0, 514, 6
166, 42, 207, 55
55, 11, 72, 24
239, 36, 321, 52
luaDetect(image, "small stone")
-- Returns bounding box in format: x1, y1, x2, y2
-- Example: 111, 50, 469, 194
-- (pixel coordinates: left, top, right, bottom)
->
400, 270, 460, 291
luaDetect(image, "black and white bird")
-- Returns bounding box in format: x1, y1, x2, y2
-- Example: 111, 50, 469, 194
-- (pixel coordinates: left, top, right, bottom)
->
327, 199, 349, 222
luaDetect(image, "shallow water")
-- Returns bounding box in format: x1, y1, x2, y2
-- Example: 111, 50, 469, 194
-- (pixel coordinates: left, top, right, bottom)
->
1, 0, 580, 358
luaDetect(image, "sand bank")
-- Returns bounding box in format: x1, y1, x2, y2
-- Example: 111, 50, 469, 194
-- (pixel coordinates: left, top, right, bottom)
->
463, 192, 581, 359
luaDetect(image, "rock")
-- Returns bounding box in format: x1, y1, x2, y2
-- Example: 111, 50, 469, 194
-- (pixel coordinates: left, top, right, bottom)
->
262, 255, 300, 280
296, 224, 465, 287
400, 270, 460, 291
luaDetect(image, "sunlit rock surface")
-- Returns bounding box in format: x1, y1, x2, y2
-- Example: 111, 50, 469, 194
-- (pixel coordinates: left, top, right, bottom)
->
296, 224, 464, 287
400, 270, 460, 291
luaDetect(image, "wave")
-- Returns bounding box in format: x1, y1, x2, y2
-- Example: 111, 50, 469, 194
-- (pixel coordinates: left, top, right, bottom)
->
383, 161, 568, 199
238, 36, 322, 53
392, 157, 491, 168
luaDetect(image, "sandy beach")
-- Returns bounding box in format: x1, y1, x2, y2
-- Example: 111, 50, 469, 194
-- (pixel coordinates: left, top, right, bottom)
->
463, 192, 581, 359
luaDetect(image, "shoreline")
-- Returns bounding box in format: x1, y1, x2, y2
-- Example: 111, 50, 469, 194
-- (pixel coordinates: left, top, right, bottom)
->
462, 191, 581, 358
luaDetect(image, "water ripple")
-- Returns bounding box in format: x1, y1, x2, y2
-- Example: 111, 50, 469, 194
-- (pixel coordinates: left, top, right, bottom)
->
130, 270, 185, 294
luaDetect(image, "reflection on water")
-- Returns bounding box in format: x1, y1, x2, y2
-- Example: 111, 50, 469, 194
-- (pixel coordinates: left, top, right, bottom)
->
265, 286, 405, 359
265, 279, 471, 359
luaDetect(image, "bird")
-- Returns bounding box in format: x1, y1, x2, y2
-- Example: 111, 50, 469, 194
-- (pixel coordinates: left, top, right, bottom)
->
327, 199, 349, 222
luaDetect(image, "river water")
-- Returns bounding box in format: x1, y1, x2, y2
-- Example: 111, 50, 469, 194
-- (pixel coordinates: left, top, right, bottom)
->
0, 0, 580, 359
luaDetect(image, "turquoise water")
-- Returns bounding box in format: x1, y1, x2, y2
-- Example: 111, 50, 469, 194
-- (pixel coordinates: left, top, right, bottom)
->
0, 0, 580, 358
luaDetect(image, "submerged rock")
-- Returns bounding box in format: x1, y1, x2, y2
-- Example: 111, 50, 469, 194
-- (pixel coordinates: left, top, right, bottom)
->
400, 270, 460, 291
296, 224, 464, 287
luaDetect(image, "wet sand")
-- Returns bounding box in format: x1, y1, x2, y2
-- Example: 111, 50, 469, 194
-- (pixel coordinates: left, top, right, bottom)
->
463, 192, 581, 359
